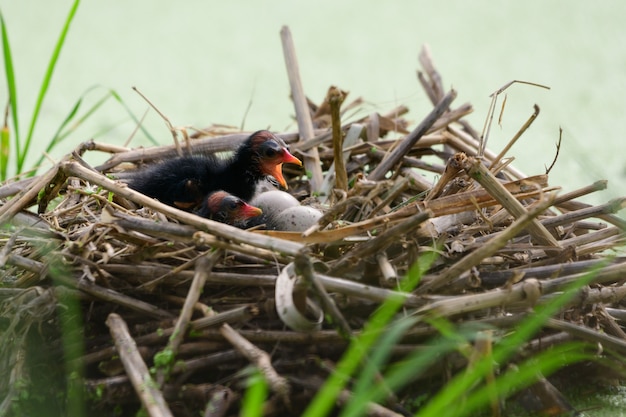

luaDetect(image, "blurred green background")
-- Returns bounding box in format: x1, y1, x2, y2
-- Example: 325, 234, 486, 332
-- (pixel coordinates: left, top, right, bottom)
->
1, 0, 625, 205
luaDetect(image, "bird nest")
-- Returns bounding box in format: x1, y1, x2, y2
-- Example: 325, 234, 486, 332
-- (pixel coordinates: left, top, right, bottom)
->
1, 43, 626, 417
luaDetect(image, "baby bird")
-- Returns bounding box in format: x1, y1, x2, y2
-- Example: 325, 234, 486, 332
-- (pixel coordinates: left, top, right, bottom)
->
127, 130, 302, 210
195, 190, 262, 228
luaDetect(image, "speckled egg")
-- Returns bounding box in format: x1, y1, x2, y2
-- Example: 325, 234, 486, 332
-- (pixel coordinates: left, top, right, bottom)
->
270, 205, 323, 232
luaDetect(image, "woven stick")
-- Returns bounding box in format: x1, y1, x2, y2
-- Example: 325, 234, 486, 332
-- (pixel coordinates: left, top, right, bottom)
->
106, 313, 174, 417
460, 155, 560, 249
330, 86, 348, 191
155, 251, 222, 386
280, 26, 323, 192
368, 89, 457, 181
62, 160, 305, 256
419, 193, 557, 292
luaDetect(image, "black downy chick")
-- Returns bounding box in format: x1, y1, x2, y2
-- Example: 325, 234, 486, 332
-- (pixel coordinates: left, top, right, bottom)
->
195, 190, 262, 228
126, 130, 302, 210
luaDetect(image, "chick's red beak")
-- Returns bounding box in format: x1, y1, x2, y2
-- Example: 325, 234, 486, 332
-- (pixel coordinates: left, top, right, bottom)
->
263, 149, 302, 189
238, 203, 263, 220
281, 149, 302, 167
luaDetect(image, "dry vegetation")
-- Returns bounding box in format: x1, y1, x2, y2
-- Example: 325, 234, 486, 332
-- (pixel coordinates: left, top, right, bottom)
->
1, 38, 626, 416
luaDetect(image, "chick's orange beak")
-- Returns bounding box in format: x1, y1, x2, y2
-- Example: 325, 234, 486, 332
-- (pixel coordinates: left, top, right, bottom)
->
263, 149, 302, 190
267, 163, 289, 189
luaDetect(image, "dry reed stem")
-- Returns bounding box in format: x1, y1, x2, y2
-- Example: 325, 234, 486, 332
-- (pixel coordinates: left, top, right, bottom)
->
530, 262, 626, 298
417, 278, 542, 317
417, 44, 444, 104
558, 199, 626, 230
596, 305, 626, 340
191, 305, 258, 330
553, 180, 607, 204
106, 209, 293, 265
376, 253, 398, 285
546, 318, 626, 356
562, 283, 626, 312
368, 89, 457, 181
491, 104, 540, 168
106, 313, 174, 417
478, 258, 626, 287
116, 261, 423, 307
53, 271, 173, 319
478, 80, 547, 158
330, 86, 348, 192
302, 195, 368, 237
0, 163, 61, 224
368, 176, 411, 218
219, 324, 291, 408
295, 252, 352, 337
0, 230, 19, 267
1, 42, 625, 416
257, 180, 555, 245
461, 154, 560, 249
291, 106, 409, 153
424, 153, 466, 202
318, 124, 364, 203
474, 208, 623, 251
419, 193, 558, 292
63, 160, 305, 256
447, 125, 528, 180
0, 176, 37, 199
156, 251, 222, 386
417, 271, 626, 320
310, 273, 421, 307
330, 210, 433, 274
543, 197, 626, 228
280, 25, 323, 192
428, 103, 474, 133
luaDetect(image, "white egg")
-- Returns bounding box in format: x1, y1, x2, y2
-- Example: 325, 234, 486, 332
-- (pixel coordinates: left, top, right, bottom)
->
250, 190, 300, 219
270, 205, 323, 232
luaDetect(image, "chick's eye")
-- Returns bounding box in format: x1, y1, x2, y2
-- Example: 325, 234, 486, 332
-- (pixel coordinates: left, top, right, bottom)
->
261, 142, 281, 158
263, 147, 278, 158
227, 201, 239, 211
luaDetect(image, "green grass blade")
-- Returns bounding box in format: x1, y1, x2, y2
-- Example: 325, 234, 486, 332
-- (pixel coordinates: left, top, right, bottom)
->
240, 370, 269, 417
29, 95, 83, 174
1, 112, 9, 180
30, 88, 111, 173
109, 88, 158, 145
302, 303, 398, 417
358, 334, 468, 416
346, 319, 496, 417
29, 85, 159, 174
339, 317, 417, 417
415, 263, 604, 417
0, 10, 20, 164
18, 0, 80, 173
301, 290, 406, 417
303, 252, 438, 417
456, 342, 592, 417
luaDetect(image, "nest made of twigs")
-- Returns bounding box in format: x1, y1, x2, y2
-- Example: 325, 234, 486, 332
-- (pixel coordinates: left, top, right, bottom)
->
1, 43, 626, 417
